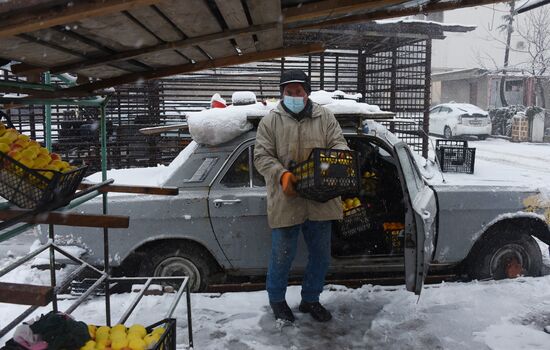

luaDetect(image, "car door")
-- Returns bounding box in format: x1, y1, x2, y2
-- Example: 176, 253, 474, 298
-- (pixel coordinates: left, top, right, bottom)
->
208, 141, 272, 270
394, 142, 437, 295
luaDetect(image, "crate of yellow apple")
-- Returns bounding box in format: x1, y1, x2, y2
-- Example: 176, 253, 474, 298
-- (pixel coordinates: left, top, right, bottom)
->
337, 196, 372, 238
83, 319, 175, 350
0, 122, 87, 209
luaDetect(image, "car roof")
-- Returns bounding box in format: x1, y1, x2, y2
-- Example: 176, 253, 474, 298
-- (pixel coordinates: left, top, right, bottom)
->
436, 103, 486, 114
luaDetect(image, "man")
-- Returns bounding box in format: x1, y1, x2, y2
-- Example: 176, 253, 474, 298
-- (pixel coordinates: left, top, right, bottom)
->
254, 69, 349, 323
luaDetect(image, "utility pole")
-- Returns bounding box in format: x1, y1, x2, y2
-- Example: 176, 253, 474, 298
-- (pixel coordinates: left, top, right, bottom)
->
499, 0, 516, 107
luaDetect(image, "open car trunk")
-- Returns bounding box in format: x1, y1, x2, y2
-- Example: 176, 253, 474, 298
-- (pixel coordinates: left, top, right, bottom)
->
331, 136, 406, 259
330, 135, 436, 295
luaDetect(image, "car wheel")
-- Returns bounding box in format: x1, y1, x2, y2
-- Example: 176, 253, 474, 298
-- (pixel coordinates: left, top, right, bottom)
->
468, 230, 542, 280
478, 135, 488, 140
443, 126, 453, 139
141, 242, 218, 292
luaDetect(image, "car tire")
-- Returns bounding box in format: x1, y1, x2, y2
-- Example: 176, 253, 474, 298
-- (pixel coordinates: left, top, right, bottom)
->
140, 242, 219, 292
468, 229, 542, 280
478, 135, 488, 140
443, 126, 453, 139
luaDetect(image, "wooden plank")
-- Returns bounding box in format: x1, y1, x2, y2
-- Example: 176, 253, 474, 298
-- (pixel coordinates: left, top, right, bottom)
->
0, 282, 53, 306
215, 0, 256, 53
283, 0, 404, 24
78, 183, 179, 195
156, 0, 237, 59
289, 0, 505, 31
58, 43, 325, 95
12, 22, 277, 75
245, 0, 282, 51
0, 0, 163, 39
139, 123, 188, 135
0, 210, 130, 228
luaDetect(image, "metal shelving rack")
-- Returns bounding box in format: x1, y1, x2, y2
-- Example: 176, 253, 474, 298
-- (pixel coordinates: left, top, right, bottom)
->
0, 75, 193, 348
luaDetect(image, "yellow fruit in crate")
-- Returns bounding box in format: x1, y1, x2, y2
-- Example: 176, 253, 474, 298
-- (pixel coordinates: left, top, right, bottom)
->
344, 198, 354, 209
19, 156, 34, 169
8, 150, 22, 161
35, 153, 51, 166
81, 340, 96, 350
352, 198, 361, 208
111, 324, 127, 334
0, 135, 11, 145
0, 123, 5, 136
128, 337, 146, 350
38, 147, 49, 156
0, 143, 9, 153
96, 326, 111, 339
111, 331, 127, 340
13, 138, 30, 149
49, 160, 64, 171
128, 324, 146, 339
21, 148, 37, 160
3, 129, 18, 143
143, 333, 160, 347
111, 338, 128, 350
88, 324, 97, 339
152, 326, 165, 336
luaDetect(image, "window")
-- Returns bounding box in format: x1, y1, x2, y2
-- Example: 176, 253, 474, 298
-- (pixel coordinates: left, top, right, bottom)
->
184, 157, 217, 183
221, 148, 250, 188
220, 145, 266, 188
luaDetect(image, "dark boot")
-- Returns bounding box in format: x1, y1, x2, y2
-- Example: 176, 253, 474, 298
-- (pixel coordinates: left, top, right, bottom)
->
270, 301, 295, 322
299, 301, 332, 322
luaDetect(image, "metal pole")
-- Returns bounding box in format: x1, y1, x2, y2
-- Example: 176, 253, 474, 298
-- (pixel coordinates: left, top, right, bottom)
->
186, 280, 193, 348
43, 72, 52, 151
48, 223, 58, 312
423, 39, 432, 159
100, 100, 111, 326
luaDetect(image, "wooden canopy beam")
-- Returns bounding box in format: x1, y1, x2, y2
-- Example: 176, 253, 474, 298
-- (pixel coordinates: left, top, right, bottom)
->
0, 0, 162, 39
286, 0, 504, 30
283, 0, 405, 24
53, 43, 326, 96
0, 282, 53, 306
12, 22, 279, 76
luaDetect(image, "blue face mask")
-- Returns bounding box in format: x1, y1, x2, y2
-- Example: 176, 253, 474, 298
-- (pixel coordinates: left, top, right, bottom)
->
283, 96, 306, 114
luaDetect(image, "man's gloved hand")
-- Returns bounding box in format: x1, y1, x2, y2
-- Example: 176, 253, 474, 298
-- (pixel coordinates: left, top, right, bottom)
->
280, 171, 297, 197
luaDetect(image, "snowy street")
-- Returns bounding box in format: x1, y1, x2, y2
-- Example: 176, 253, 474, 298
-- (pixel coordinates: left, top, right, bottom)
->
1, 137, 550, 350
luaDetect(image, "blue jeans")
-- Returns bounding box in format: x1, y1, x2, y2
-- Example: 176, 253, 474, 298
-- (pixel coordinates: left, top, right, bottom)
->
267, 220, 332, 303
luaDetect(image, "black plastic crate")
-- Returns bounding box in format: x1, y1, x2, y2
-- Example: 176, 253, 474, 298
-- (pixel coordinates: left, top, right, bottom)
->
0, 151, 87, 209
436, 146, 476, 174
336, 205, 372, 238
147, 318, 176, 350
291, 148, 360, 202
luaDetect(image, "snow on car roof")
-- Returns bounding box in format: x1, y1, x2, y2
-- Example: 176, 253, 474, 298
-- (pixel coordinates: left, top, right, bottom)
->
440, 103, 487, 114
310, 90, 393, 115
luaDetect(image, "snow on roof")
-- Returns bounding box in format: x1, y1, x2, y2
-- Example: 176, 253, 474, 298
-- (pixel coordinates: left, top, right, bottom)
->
440, 102, 487, 114
375, 18, 477, 30
187, 102, 274, 145
231, 91, 257, 105
310, 90, 390, 115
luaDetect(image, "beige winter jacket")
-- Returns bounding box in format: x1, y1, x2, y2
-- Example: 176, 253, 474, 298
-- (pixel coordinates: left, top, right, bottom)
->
254, 101, 349, 228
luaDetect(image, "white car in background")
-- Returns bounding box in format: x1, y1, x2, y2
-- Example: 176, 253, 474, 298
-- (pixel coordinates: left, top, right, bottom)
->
429, 103, 492, 140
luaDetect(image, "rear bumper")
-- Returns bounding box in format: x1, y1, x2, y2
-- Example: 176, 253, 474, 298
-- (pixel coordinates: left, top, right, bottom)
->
454, 124, 491, 136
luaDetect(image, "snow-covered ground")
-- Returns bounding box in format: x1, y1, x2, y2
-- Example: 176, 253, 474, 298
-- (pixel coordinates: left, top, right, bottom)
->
1, 137, 550, 350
